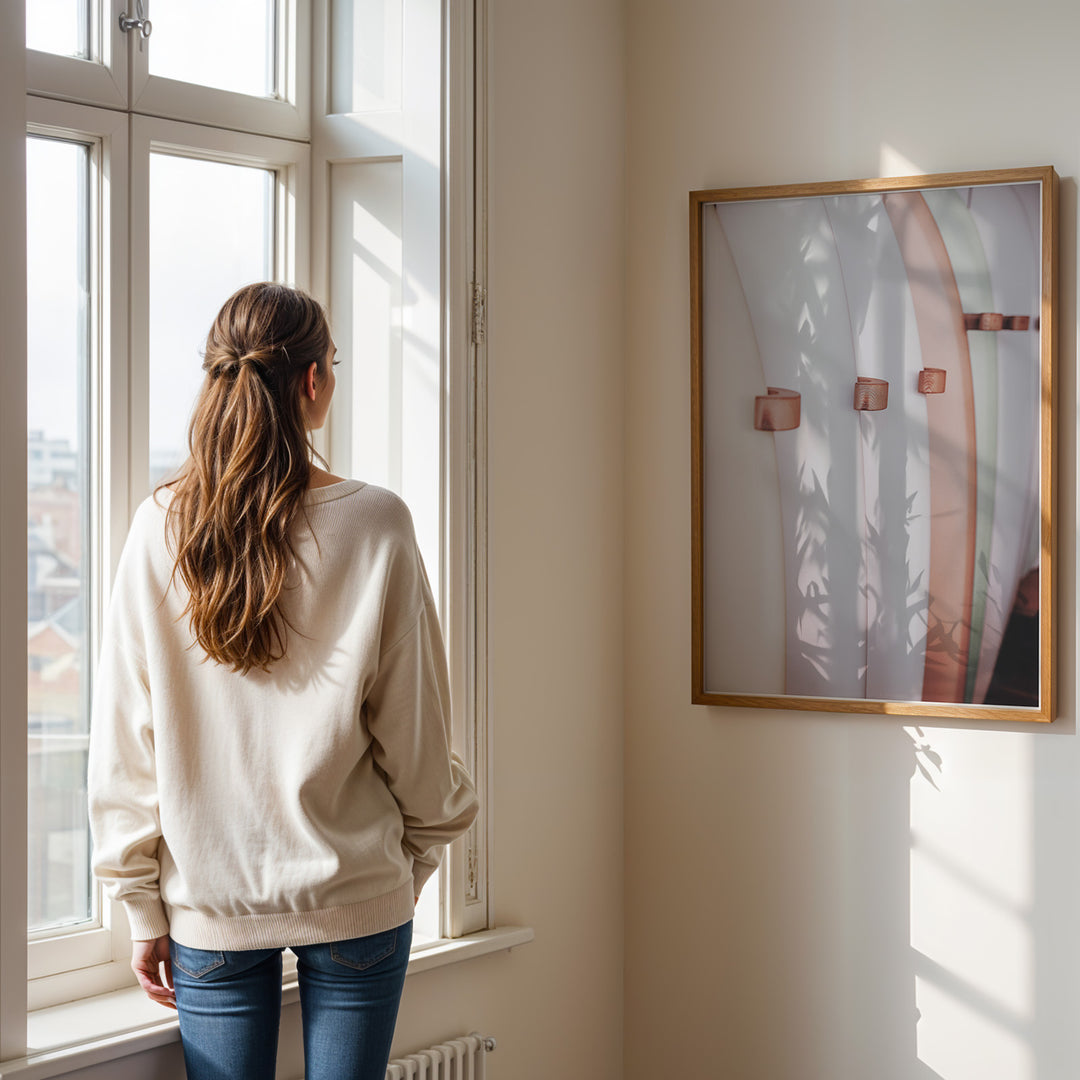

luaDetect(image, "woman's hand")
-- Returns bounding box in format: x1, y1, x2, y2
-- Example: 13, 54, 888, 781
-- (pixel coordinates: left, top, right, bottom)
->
131, 935, 176, 1010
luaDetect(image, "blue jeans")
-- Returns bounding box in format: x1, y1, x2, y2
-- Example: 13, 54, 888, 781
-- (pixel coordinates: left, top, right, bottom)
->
170, 921, 412, 1080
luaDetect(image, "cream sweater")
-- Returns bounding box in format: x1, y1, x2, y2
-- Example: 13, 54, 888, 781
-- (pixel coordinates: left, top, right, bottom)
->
88, 480, 478, 950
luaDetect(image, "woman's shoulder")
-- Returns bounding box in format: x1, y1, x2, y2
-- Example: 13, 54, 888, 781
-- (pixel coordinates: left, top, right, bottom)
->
357, 483, 414, 527
104, 489, 179, 590
303, 481, 419, 565
126, 486, 173, 534
311, 479, 412, 525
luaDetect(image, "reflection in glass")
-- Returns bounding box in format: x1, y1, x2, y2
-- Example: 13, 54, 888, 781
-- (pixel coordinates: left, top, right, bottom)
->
26, 136, 93, 933
26, 0, 89, 59
149, 0, 277, 99
149, 154, 274, 487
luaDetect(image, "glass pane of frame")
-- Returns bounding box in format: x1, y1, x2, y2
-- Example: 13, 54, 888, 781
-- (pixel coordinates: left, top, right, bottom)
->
148, 0, 278, 99
148, 153, 275, 487
26, 0, 90, 59
26, 135, 94, 933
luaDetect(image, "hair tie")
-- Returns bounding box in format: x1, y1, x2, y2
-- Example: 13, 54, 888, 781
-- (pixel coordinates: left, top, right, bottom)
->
204, 351, 268, 378
203, 355, 236, 378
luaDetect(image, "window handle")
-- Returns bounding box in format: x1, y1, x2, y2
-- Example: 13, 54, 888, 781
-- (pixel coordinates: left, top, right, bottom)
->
119, 0, 152, 38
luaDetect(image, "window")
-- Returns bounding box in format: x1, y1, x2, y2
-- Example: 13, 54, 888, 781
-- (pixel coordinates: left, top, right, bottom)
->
311, 0, 489, 942
132, 118, 305, 490
23, 98, 127, 1003
21, 95, 310, 1010
3, 0, 489, 1054
26, 134, 93, 938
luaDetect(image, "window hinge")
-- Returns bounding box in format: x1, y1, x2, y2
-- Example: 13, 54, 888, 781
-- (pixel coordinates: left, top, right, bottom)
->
471, 282, 487, 345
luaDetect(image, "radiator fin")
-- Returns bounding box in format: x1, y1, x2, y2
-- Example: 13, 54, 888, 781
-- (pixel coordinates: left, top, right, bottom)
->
385, 1032, 495, 1080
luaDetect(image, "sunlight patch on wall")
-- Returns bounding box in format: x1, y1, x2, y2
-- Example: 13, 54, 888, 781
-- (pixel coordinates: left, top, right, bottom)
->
909, 729, 1034, 1079
880, 144, 926, 179
914, 976, 1032, 1079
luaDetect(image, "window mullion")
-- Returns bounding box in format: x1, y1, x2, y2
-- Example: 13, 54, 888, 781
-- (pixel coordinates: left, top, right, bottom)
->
128, 0, 310, 141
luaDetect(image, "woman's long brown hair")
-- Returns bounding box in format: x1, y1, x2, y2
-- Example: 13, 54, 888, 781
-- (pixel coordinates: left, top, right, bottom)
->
158, 282, 332, 674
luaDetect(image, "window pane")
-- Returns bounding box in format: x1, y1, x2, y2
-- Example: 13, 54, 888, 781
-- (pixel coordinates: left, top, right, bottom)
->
149, 0, 277, 99
26, 136, 93, 933
149, 154, 274, 487
328, 162, 441, 601
26, 0, 89, 58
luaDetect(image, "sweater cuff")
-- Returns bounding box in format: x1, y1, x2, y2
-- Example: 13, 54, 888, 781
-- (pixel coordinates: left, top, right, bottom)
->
124, 897, 170, 941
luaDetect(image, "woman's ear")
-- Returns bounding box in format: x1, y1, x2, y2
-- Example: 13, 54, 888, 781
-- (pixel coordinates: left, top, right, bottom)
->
303, 361, 319, 402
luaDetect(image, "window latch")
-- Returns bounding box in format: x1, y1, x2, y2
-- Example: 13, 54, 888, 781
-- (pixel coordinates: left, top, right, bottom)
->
119, 0, 152, 38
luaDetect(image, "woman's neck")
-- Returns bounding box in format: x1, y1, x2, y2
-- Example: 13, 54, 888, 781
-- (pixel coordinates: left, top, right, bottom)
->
308, 465, 346, 489
164, 462, 345, 490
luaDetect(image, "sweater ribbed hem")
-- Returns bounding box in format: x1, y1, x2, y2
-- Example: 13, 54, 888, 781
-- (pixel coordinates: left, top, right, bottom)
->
166, 880, 417, 951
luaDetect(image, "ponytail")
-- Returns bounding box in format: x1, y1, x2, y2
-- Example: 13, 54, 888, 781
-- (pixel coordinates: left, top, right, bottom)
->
158, 283, 331, 674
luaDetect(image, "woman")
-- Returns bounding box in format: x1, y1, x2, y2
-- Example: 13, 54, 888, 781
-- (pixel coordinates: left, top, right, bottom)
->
88, 283, 478, 1080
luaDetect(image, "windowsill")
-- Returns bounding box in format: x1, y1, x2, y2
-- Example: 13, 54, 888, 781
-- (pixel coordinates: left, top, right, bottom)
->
1, 927, 533, 1080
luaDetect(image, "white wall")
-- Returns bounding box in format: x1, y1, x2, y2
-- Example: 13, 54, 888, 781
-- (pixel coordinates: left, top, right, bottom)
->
624, 2, 1078, 1078
389, 0, 627, 1070
24, 0, 627, 1076
392, 0, 628, 1068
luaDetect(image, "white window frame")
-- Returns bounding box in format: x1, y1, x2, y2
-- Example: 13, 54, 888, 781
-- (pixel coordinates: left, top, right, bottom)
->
24, 96, 129, 999
128, 116, 310, 499
22, 107, 311, 1017
26, 0, 128, 111
129, 0, 311, 141
442, 0, 490, 939
0, 7, 29, 1062
2, 0, 493, 1056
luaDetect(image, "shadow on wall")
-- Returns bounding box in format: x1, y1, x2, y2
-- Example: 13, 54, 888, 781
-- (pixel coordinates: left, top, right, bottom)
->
897, 174, 1077, 1080
753, 703, 1073, 1080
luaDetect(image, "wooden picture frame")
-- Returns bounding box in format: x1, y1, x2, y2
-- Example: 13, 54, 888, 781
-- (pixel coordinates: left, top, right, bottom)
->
690, 167, 1058, 720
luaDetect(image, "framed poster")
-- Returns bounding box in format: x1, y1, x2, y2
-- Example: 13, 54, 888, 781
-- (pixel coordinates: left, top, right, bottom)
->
690, 167, 1057, 720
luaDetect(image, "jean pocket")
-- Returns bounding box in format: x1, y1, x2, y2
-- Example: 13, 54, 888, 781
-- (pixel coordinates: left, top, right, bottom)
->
329, 927, 400, 971
170, 942, 226, 979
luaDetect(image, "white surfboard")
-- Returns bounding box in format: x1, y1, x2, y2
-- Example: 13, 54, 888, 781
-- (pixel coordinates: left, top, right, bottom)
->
718, 197, 865, 699
824, 193, 930, 703
700, 205, 786, 695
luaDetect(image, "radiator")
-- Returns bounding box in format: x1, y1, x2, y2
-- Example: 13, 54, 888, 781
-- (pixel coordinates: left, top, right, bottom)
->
385, 1033, 496, 1080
